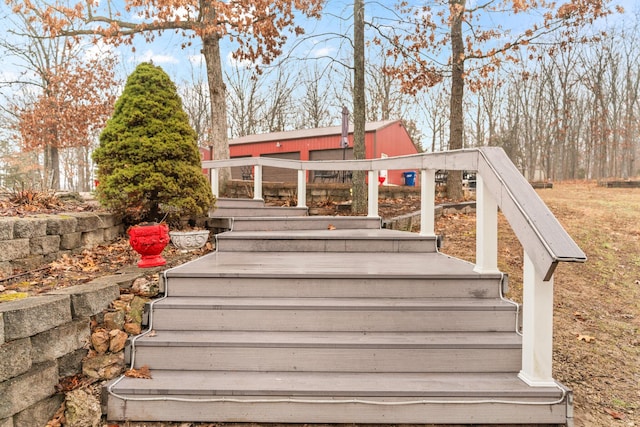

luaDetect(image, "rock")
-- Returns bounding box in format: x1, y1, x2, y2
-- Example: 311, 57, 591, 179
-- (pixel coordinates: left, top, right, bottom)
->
82, 352, 124, 380
90, 329, 109, 354
111, 299, 129, 312
64, 388, 101, 427
128, 296, 148, 324
119, 293, 135, 302
124, 322, 141, 335
103, 310, 125, 330
131, 277, 159, 297
109, 329, 128, 353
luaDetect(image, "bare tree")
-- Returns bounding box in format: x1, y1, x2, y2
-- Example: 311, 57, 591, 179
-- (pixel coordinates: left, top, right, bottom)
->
261, 67, 298, 133
225, 67, 264, 138
180, 68, 213, 148
352, 0, 367, 214
299, 65, 333, 129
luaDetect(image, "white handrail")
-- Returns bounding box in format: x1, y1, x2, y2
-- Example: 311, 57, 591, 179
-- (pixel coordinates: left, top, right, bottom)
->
203, 147, 586, 386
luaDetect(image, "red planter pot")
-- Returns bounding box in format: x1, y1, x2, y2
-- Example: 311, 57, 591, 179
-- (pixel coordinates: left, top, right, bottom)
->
128, 223, 170, 268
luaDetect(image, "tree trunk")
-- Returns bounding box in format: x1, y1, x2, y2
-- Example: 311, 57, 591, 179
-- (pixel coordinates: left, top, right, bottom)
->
447, 0, 465, 201
201, 15, 231, 193
351, 0, 367, 214
44, 144, 60, 190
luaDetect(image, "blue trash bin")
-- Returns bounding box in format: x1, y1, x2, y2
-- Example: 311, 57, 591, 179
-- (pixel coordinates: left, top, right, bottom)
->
403, 171, 416, 186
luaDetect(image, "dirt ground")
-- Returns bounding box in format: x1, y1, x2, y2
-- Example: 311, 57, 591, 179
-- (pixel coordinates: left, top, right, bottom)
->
2, 182, 638, 426
436, 182, 640, 427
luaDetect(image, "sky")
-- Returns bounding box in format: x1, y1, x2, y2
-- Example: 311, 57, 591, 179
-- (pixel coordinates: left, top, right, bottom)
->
1, 0, 638, 122
97, 0, 639, 83
2, 0, 638, 81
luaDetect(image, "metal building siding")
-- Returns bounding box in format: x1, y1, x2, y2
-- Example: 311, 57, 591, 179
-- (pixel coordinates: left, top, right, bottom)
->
375, 123, 420, 185
227, 121, 419, 185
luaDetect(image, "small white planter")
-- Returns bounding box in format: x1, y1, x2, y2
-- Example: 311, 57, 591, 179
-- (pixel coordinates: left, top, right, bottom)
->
169, 230, 210, 252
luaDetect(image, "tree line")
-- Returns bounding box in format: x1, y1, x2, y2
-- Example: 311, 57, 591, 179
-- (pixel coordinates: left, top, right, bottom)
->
0, 1, 636, 192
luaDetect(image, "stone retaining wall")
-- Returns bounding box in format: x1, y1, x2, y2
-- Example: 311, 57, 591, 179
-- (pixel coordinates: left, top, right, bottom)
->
0, 213, 123, 277
0, 273, 135, 426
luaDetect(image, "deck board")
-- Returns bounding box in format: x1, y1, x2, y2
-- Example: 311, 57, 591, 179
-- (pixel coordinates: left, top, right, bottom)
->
134, 330, 521, 348
165, 251, 498, 279
110, 371, 563, 399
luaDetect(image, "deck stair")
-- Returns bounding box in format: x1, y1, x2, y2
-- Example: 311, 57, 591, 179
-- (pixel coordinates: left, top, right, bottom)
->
105, 200, 572, 425
209, 198, 309, 231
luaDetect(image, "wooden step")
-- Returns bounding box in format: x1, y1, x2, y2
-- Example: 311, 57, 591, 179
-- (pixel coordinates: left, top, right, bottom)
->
215, 229, 437, 252
163, 252, 504, 299
105, 371, 570, 423
215, 197, 266, 208
150, 296, 518, 332
129, 330, 522, 373
230, 215, 382, 231
210, 206, 309, 218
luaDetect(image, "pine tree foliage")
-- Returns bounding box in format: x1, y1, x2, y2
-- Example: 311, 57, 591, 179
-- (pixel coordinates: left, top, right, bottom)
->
93, 63, 214, 225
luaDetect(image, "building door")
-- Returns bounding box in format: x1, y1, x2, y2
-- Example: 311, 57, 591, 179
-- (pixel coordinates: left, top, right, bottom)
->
309, 148, 354, 182
261, 152, 300, 182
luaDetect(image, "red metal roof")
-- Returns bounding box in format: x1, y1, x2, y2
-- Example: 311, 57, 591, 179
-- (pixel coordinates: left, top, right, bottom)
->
230, 120, 401, 145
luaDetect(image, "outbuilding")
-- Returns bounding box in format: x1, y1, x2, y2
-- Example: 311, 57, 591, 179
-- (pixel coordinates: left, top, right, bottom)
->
201, 120, 420, 186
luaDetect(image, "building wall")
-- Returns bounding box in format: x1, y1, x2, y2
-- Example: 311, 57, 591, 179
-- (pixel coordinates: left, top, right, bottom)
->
375, 122, 420, 185
202, 121, 419, 186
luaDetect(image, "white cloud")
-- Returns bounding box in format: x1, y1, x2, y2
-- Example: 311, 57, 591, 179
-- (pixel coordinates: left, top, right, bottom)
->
133, 50, 180, 65
311, 46, 336, 58
84, 39, 119, 62
226, 51, 255, 68
188, 53, 205, 66
130, 5, 197, 23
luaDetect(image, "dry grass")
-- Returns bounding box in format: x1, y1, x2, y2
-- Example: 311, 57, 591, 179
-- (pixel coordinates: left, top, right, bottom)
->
437, 181, 640, 427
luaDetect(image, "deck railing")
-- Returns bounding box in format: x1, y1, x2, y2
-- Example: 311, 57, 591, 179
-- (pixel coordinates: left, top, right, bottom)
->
202, 147, 586, 387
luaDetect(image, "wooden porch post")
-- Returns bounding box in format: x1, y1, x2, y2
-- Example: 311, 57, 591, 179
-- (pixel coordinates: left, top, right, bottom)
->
474, 174, 500, 274
368, 170, 378, 217
253, 165, 263, 200
519, 251, 556, 386
297, 170, 307, 208
420, 169, 436, 237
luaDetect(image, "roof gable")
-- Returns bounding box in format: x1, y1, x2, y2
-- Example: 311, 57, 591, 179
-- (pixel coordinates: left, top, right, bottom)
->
230, 120, 402, 145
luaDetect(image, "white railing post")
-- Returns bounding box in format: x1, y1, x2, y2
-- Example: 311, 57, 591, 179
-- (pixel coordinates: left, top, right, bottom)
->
253, 165, 263, 200
297, 170, 307, 208
519, 252, 556, 387
210, 168, 219, 198
367, 170, 379, 217
420, 169, 436, 237
474, 174, 500, 274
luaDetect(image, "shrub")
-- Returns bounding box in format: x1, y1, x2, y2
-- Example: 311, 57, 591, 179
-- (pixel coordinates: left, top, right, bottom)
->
93, 63, 214, 225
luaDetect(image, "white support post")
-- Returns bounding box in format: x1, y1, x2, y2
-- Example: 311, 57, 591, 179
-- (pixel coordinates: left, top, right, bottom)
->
474, 174, 500, 274
420, 169, 436, 237
253, 165, 263, 200
297, 170, 307, 208
210, 168, 219, 198
367, 170, 379, 217
519, 251, 556, 387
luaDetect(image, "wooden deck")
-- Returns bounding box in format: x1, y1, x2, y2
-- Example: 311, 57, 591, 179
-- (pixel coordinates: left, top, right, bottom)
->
105, 202, 572, 425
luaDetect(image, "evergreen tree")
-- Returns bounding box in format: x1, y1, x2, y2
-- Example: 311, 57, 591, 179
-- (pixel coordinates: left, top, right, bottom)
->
93, 62, 214, 225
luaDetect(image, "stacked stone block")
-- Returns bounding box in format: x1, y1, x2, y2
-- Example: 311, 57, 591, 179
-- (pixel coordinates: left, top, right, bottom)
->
0, 277, 123, 426
0, 213, 123, 277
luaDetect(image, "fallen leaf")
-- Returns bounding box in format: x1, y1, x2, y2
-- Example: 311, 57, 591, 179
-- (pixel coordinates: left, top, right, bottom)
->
604, 407, 625, 420
124, 365, 152, 379
573, 311, 586, 321
327, 224, 336, 230
577, 334, 596, 343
